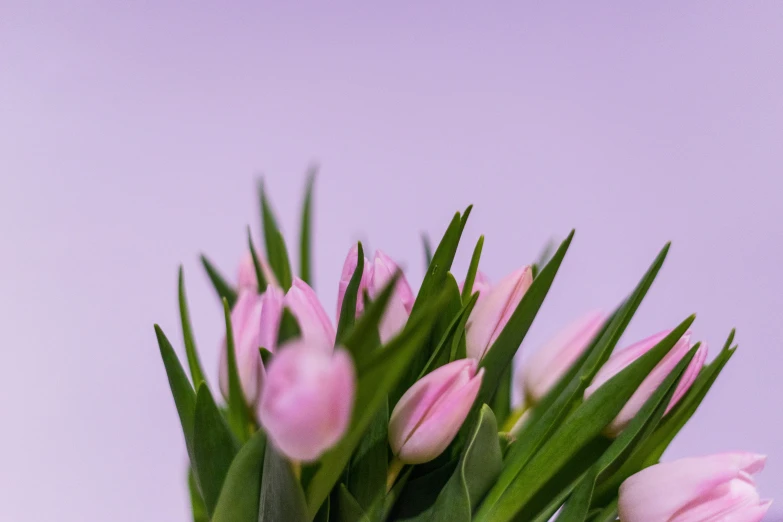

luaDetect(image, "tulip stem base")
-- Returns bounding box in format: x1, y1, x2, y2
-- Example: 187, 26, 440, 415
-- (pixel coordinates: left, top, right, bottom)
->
386, 457, 405, 493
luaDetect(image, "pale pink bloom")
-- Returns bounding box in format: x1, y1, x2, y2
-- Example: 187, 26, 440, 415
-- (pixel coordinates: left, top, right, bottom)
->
258, 341, 356, 462
219, 290, 264, 405
237, 249, 277, 291
389, 359, 484, 464
285, 278, 336, 351
584, 329, 708, 437
368, 250, 415, 342
459, 271, 492, 308
335, 246, 415, 343
619, 452, 771, 522
465, 266, 533, 361
520, 311, 606, 405
335, 244, 372, 319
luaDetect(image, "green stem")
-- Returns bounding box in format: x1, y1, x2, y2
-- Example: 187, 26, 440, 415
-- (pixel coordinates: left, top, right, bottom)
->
386, 457, 405, 493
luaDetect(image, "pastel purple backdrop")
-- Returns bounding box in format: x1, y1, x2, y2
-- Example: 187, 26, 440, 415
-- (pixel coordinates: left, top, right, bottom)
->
1, 2, 781, 521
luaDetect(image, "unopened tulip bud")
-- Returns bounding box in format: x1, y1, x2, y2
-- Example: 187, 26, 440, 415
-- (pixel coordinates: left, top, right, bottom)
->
459, 271, 492, 307
258, 340, 356, 461
335, 246, 415, 343
619, 452, 771, 522
335, 244, 372, 320
238, 249, 277, 291
285, 278, 336, 350
368, 250, 415, 342
388, 359, 484, 464
466, 267, 533, 361
584, 329, 708, 437
520, 311, 606, 405
219, 290, 264, 405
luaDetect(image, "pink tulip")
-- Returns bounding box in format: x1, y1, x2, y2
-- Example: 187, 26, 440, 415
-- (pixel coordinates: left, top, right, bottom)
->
519, 311, 606, 405
619, 452, 771, 522
218, 290, 264, 405
459, 271, 492, 308
465, 266, 533, 361
584, 329, 708, 437
335, 246, 415, 343
258, 340, 356, 461
237, 249, 277, 291
388, 359, 484, 464
285, 278, 336, 350
368, 250, 415, 342
335, 244, 372, 320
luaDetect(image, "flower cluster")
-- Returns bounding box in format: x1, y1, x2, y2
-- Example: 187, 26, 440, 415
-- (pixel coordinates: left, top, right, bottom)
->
157, 177, 771, 522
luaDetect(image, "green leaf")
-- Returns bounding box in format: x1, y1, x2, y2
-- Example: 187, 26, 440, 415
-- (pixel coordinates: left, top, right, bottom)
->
211, 430, 267, 522
422, 233, 433, 269
409, 208, 469, 319
487, 243, 670, 511
193, 384, 239, 516
258, 444, 309, 522
300, 167, 316, 286
594, 333, 736, 501
201, 254, 238, 308
155, 325, 196, 461
336, 485, 371, 522
474, 314, 692, 522
305, 295, 448, 518
313, 496, 331, 522
277, 307, 302, 346
259, 181, 293, 290
453, 231, 573, 455
477, 231, 573, 409
461, 235, 484, 302
368, 466, 412, 522
592, 499, 618, 522
342, 271, 400, 369
222, 298, 252, 443
259, 347, 273, 368
188, 469, 209, 522
556, 346, 698, 522
346, 400, 389, 512
394, 207, 471, 406
419, 293, 478, 378
490, 367, 512, 426
336, 242, 365, 345
179, 267, 207, 389
247, 226, 269, 291
426, 405, 503, 522
425, 274, 464, 371
390, 461, 458, 521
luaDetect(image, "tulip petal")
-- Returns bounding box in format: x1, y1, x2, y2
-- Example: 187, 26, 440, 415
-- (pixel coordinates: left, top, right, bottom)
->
285, 278, 336, 350
258, 342, 356, 462
619, 453, 767, 522
466, 267, 532, 361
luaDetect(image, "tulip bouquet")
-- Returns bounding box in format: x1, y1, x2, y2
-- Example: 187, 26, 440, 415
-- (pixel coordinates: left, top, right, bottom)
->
156, 174, 771, 522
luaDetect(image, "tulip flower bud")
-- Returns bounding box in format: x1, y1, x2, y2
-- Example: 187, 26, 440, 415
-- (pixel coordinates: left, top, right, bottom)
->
335, 246, 415, 343
584, 329, 708, 437
519, 311, 606, 405
219, 290, 265, 405
466, 266, 533, 361
285, 278, 336, 350
619, 452, 771, 522
368, 250, 415, 342
459, 271, 492, 307
237, 249, 277, 291
388, 359, 484, 464
335, 244, 372, 320
258, 340, 356, 462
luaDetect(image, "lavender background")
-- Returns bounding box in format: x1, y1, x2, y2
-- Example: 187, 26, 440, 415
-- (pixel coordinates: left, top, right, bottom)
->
2, 2, 781, 520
